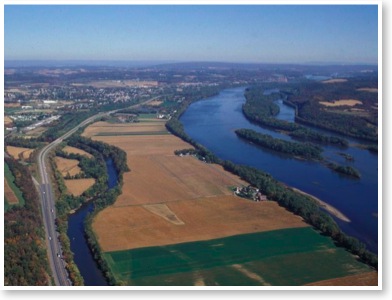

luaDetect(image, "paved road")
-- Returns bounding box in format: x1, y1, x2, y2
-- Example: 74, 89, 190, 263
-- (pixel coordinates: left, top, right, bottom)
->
36, 97, 159, 285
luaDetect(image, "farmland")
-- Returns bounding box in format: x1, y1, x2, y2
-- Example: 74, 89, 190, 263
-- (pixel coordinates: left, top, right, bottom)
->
6, 146, 34, 160
93, 197, 307, 252
64, 178, 96, 196
54, 157, 82, 177
103, 227, 375, 286
4, 163, 25, 207
82, 121, 167, 138
63, 146, 93, 158
86, 121, 376, 286
319, 99, 363, 107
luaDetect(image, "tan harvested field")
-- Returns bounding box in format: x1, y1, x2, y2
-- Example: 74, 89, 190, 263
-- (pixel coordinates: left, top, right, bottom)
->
114, 155, 247, 206
63, 146, 93, 158
93, 196, 308, 252
93, 134, 191, 156
6, 146, 34, 160
64, 179, 95, 196
357, 88, 378, 93
143, 204, 185, 225
305, 271, 377, 286
322, 79, 348, 84
319, 99, 363, 107
4, 179, 19, 204
54, 157, 82, 177
82, 121, 167, 137
4, 116, 13, 126
4, 102, 21, 107
146, 100, 163, 106
88, 122, 306, 252
86, 80, 158, 88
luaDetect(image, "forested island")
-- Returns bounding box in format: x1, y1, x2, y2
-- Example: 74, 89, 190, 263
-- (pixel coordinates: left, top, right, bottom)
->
235, 128, 323, 160
235, 128, 361, 179
242, 87, 349, 147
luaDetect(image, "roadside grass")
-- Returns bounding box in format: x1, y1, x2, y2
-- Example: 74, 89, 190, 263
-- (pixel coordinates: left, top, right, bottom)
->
4, 162, 25, 207
103, 227, 373, 286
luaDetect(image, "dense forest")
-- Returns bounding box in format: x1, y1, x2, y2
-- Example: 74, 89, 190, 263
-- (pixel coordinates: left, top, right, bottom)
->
235, 128, 361, 178
287, 78, 378, 142
4, 157, 51, 286
242, 87, 349, 147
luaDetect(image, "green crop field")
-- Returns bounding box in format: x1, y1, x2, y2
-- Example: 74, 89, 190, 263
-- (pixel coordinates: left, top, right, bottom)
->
4, 162, 25, 208
103, 227, 373, 286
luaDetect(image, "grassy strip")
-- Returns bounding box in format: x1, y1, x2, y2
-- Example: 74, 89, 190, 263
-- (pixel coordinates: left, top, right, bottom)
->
4, 162, 25, 206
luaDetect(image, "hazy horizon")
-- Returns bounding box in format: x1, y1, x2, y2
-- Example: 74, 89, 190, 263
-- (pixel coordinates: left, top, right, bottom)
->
5, 5, 378, 65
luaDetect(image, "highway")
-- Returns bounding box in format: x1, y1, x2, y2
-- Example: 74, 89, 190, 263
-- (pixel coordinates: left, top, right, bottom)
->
36, 97, 159, 285
37, 113, 106, 286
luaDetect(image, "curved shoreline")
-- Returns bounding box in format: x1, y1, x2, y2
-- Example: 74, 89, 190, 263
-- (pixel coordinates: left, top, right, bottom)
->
291, 187, 351, 223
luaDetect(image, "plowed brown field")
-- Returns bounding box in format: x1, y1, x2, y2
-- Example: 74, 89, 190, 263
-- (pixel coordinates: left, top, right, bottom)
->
93, 196, 308, 252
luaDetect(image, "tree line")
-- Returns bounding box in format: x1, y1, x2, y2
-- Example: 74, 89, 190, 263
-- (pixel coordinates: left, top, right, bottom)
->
4, 157, 51, 286
221, 160, 376, 268
242, 86, 349, 147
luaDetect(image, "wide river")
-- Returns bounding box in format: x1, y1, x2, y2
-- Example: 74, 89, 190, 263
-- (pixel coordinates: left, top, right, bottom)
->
180, 87, 378, 253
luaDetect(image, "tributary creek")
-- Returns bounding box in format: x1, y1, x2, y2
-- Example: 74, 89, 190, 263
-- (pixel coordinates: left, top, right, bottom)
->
67, 158, 118, 285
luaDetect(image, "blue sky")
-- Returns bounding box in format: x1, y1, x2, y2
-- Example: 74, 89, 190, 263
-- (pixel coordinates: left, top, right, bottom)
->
4, 5, 378, 64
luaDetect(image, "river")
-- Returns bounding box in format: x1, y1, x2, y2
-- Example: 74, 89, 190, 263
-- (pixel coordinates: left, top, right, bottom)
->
180, 87, 378, 253
67, 158, 118, 286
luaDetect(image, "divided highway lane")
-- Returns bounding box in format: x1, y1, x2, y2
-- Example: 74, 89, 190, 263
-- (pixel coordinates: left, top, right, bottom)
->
36, 98, 160, 286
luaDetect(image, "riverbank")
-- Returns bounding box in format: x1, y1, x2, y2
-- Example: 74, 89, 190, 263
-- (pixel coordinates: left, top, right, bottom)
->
290, 187, 351, 223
